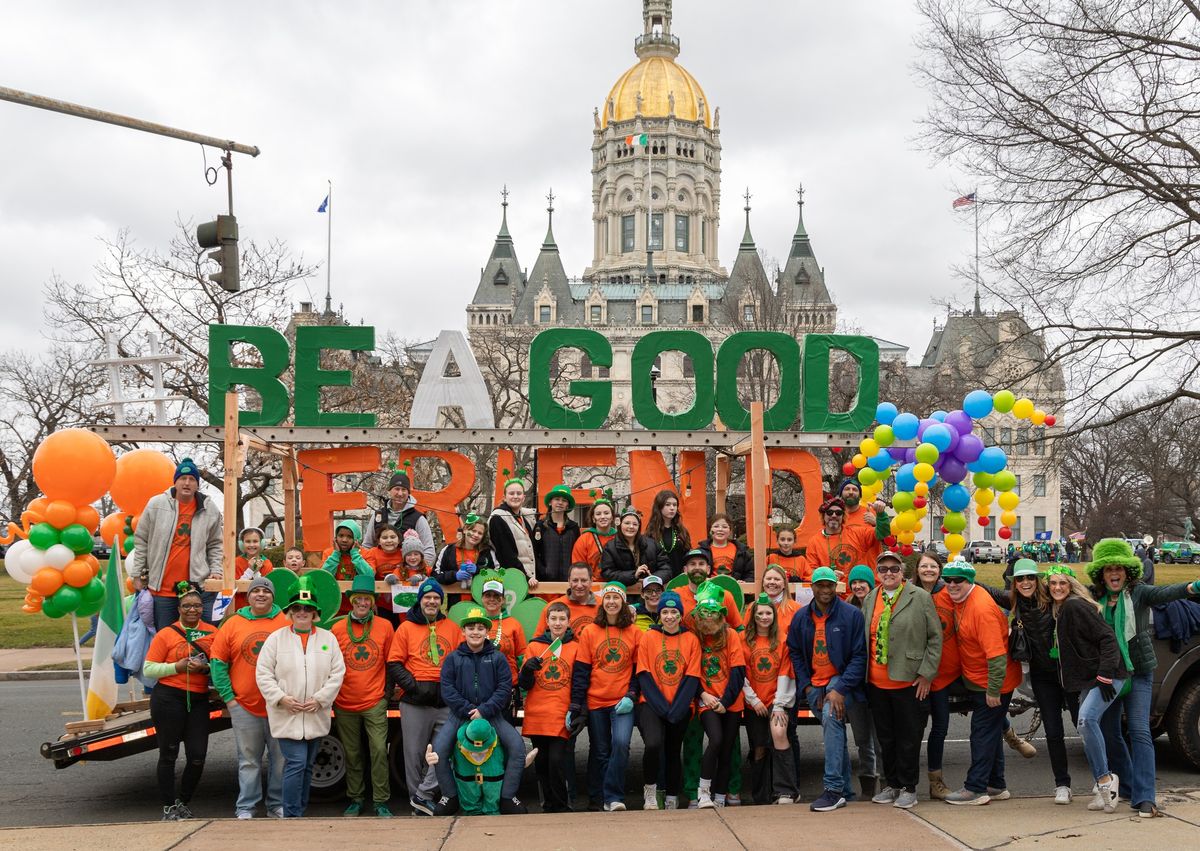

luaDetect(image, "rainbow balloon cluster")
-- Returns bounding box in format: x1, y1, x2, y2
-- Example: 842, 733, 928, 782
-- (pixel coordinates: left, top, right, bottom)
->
842, 390, 1056, 559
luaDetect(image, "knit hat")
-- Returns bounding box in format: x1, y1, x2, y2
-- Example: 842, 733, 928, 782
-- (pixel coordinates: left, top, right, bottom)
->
658, 591, 683, 613
174, 457, 200, 482
819, 496, 846, 516
401, 529, 424, 557
388, 471, 411, 491
1086, 538, 1143, 583
335, 518, 363, 542
247, 575, 275, 597
641, 574, 664, 589
459, 606, 492, 629
600, 581, 627, 601
544, 484, 576, 511
458, 716, 497, 752
837, 479, 861, 497
345, 574, 376, 599
811, 566, 838, 585
942, 560, 977, 584
417, 578, 444, 601
1011, 558, 1040, 578
619, 505, 642, 523
694, 581, 727, 615
848, 565, 876, 589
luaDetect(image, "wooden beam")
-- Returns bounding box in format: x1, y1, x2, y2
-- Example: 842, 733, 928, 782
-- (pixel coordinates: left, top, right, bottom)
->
749, 401, 768, 590
281, 449, 298, 549
715, 453, 730, 515
222, 390, 238, 594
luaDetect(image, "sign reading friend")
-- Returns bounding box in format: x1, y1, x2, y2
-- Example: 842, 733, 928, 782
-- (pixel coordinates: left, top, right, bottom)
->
209, 325, 879, 432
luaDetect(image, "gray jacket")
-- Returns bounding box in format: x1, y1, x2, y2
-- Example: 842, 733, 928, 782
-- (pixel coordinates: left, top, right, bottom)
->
861, 581, 943, 684
131, 488, 224, 591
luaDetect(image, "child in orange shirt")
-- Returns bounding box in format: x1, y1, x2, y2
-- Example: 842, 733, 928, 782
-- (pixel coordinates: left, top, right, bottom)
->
572, 498, 617, 581
767, 525, 808, 582
233, 527, 273, 610
365, 525, 405, 623
519, 601, 580, 813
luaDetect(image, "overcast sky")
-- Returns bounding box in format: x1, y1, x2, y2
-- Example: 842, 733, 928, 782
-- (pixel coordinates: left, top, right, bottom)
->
0, 1, 974, 361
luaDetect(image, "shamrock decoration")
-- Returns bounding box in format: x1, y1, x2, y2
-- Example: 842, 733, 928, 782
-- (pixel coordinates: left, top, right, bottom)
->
605, 643, 622, 664
663, 656, 679, 676
252, 639, 265, 656
354, 645, 370, 662
544, 663, 562, 681
814, 637, 828, 656
703, 654, 721, 679
757, 655, 773, 673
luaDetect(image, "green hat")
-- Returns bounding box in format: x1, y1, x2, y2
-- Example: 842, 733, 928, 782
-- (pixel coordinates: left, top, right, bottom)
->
1011, 558, 1040, 578
345, 574, 377, 599
334, 518, 363, 542
810, 567, 838, 585
848, 565, 876, 589
544, 484, 576, 511
694, 581, 726, 615
600, 580, 628, 601
942, 561, 976, 584
1045, 565, 1077, 580
285, 571, 342, 623
458, 717, 498, 752
1085, 538, 1143, 583
459, 606, 492, 628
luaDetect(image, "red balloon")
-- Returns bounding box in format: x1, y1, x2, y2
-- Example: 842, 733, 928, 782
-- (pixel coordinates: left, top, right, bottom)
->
913, 497, 927, 509
841, 462, 856, 476
1044, 415, 1057, 427
900, 544, 914, 556
940, 525, 949, 534
978, 516, 990, 527
884, 535, 897, 548
830, 447, 842, 454
998, 526, 1013, 540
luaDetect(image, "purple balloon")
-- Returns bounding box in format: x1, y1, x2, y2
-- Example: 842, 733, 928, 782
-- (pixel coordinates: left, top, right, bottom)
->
917, 418, 938, 439
945, 410, 973, 436
888, 447, 908, 462
904, 447, 917, 463
954, 433, 984, 463
939, 456, 968, 484
945, 427, 961, 454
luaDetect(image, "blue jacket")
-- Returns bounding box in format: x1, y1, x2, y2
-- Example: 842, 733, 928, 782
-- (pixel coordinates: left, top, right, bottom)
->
786, 596, 867, 700
440, 639, 512, 721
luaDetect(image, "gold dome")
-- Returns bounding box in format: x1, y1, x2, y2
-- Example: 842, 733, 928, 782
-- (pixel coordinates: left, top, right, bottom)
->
603, 55, 711, 128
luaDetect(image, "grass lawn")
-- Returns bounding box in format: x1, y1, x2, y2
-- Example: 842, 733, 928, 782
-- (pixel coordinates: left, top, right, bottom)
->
0, 571, 83, 649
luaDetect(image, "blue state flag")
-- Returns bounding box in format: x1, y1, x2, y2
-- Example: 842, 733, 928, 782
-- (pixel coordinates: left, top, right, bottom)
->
318, 194, 329, 213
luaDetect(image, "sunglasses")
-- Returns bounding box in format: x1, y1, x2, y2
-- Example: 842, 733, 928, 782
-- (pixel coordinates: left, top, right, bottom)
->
877, 564, 903, 574
824, 510, 844, 517
1014, 576, 1038, 582
943, 577, 968, 585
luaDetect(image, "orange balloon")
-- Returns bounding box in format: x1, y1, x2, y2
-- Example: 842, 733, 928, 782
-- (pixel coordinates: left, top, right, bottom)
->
82, 553, 101, 575
30, 567, 65, 597
130, 515, 139, 533
75, 505, 101, 533
43, 499, 77, 530
110, 448, 175, 514
125, 577, 136, 594
32, 429, 116, 505
28, 497, 49, 516
99, 511, 128, 550
22, 603, 42, 614
62, 559, 93, 588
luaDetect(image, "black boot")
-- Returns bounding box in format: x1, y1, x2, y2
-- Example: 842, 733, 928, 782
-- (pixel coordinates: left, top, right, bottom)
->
859, 775, 878, 798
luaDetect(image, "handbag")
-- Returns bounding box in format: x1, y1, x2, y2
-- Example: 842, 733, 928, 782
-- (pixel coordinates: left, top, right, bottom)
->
1008, 617, 1031, 662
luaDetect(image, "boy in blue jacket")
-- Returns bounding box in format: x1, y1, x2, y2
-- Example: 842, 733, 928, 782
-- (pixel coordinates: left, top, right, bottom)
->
786, 567, 867, 812
432, 607, 528, 815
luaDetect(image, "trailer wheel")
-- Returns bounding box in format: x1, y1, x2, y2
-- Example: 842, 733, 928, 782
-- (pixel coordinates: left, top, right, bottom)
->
308, 734, 347, 800
1167, 678, 1200, 771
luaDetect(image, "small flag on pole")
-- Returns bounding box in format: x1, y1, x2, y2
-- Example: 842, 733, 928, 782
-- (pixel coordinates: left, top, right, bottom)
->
318, 194, 329, 213
542, 637, 563, 659
85, 540, 127, 719
952, 192, 976, 209
625, 134, 648, 147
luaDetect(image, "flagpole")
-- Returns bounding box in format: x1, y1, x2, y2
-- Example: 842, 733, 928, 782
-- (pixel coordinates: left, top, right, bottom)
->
974, 186, 980, 304
70, 614, 87, 716
325, 179, 333, 315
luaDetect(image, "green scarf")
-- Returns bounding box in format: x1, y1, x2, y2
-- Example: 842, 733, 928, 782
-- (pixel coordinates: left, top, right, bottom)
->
874, 585, 903, 665
1101, 590, 1135, 696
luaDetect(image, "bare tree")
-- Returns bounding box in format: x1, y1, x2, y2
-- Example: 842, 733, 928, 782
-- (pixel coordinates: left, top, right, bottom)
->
915, 0, 1200, 430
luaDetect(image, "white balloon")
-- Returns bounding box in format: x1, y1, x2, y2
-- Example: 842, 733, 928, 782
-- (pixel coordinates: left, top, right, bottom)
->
20, 544, 48, 575
44, 543, 75, 569
3, 539, 36, 583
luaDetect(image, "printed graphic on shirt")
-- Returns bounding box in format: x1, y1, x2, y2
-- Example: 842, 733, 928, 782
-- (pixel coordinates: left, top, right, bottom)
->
346, 637, 382, 671
749, 647, 779, 684
652, 648, 687, 688
536, 657, 570, 691
594, 636, 633, 673
710, 545, 735, 575
238, 630, 274, 665
174, 518, 192, 547
824, 542, 855, 570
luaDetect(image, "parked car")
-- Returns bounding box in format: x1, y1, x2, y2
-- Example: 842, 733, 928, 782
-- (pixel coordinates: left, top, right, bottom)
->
966, 540, 1004, 563
1158, 541, 1200, 564
926, 541, 949, 558
91, 534, 111, 561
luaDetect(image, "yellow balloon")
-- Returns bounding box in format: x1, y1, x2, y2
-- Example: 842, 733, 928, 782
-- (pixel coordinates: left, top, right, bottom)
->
975, 488, 995, 505
1012, 398, 1034, 419
1000, 510, 1018, 527
914, 462, 935, 482
860, 438, 880, 457
945, 533, 965, 552
975, 503, 991, 517
852, 453, 867, 469
898, 530, 916, 545
998, 491, 1020, 511
1030, 409, 1046, 426
914, 481, 929, 497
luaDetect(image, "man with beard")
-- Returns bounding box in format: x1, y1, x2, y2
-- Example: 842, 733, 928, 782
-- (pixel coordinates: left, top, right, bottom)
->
836, 480, 886, 532
675, 549, 743, 630
803, 497, 887, 584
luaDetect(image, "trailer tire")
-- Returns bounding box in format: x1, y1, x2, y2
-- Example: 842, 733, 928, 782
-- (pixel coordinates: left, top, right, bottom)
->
1166, 678, 1200, 771
307, 734, 348, 800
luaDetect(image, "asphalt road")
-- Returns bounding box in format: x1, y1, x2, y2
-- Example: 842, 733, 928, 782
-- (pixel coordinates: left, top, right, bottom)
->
3, 680, 1197, 827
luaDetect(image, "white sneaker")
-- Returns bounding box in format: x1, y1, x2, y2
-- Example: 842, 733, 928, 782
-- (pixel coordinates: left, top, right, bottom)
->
987, 787, 1011, 801
1087, 784, 1105, 811
664, 796, 678, 810
236, 811, 253, 820
696, 791, 715, 809
268, 808, 284, 819
1054, 786, 1072, 805
1101, 774, 1119, 814
603, 801, 626, 812
643, 785, 659, 810
775, 796, 793, 805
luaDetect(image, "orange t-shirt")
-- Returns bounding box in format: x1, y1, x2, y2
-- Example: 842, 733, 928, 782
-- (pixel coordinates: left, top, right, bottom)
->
232, 556, 274, 610
810, 610, 838, 687
842, 503, 874, 531
145, 620, 216, 693
330, 614, 395, 711
773, 598, 801, 635
153, 500, 196, 597
767, 551, 808, 582
364, 547, 406, 609
572, 530, 616, 580
387, 616, 463, 683
534, 595, 599, 638
636, 628, 701, 705
698, 628, 747, 712
952, 586, 1022, 693
677, 585, 744, 631
209, 609, 290, 716
932, 588, 962, 691
803, 526, 881, 581
522, 637, 580, 738
745, 633, 793, 706
709, 542, 738, 576
575, 622, 640, 710
867, 588, 912, 689
488, 614, 528, 682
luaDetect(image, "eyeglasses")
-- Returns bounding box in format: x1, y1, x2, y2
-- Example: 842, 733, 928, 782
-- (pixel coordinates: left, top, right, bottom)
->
877, 564, 903, 574
943, 577, 968, 585
179, 602, 203, 610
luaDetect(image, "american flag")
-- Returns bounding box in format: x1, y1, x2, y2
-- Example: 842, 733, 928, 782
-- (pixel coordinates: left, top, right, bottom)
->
953, 192, 976, 209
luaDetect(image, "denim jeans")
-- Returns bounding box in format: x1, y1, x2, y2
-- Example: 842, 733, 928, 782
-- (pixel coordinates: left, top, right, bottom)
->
1100, 672, 1155, 806
433, 712, 527, 799
926, 686, 951, 772
228, 701, 284, 815
277, 737, 320, 817
1078, 680, 1123, 781
809, 686, 854, 796
587, 705, 635, 805
965, 690, 1011, 793
153, 591, 217, 629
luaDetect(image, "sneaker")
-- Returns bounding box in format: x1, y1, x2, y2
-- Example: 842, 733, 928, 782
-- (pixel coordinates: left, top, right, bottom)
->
343, 800, 363, 817
431, 795, 459, 817
725, 794, 740, 807
1101, 774, 1119, 814
643, 785, 659, 810
687, 800, 698, 810
664, 796, 678, 810
872, 786, 900, 804
603, 801, 626, 811
809, 789, 847, 812
373, 803, 393, 818
893, 791, 918, 809
411, 796, 436, 817
161, 804, 180, 821
713, 795, 726, 808
775, 796, 794, 805
174, 800, 193, 819
987, 787, 1011, 801
1137, 801, 1158, 818
236, 811, 253, 820
696, 790, 715, 810
1054, 786, 1072, 805
499, 797, 529, 815
1087, 784, 1105, 811
944, 788, 990, 806
268, 808, 284, 819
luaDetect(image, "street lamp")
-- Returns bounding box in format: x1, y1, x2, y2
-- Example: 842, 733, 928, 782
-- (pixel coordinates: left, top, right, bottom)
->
649, 362, 661, 405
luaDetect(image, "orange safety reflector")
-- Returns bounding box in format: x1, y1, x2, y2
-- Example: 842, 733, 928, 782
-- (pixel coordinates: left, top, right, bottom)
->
66, 709, 225, 756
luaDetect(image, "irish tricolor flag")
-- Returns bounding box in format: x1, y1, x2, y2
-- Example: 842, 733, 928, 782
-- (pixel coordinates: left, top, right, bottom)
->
542, 637, 563, 659
625, 133, 648, 147
85, 541, 127, 719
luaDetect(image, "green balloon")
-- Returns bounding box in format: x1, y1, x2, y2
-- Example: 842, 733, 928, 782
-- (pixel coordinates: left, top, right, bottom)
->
29, 522, 60, 550
40, 594, 66, 619
915, 442, 940, 465
79, 577, 105, 604
60, 524, 95, 555
52, 584, 82, 614
992, 470, 1017, 492
123, 535, 136, 554
993, 390, 1016, 414
873, 424, 895, 447
943, 511, 967, 534
972, 471, 994, 488
75, 594, 104, 618
892, 491, 915, 513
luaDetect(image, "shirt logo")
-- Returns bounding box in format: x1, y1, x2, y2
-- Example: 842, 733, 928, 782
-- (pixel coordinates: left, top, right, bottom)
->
595, 637, 631, 673
238, 630, 272, 666
538, 658, 569, 691
750, 650, 777, 683
346, 638, 381, 671
654, 649, 686, 687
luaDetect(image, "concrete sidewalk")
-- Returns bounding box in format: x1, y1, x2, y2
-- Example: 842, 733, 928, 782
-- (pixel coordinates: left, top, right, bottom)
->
0, 647, 90, 680
2, 793, 1199, 850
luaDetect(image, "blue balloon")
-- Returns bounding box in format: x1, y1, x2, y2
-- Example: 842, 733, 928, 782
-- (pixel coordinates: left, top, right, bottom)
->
875, 402, 898, 426
942, 483, 970, 512
868, 449, 893, 472
966, 458, 986, 473
978, 446, 1008, 475
923, 423, 953, 452
963, 389, 994, 419
895, 463, 917, 493
892, 412, 919, 441
931, 410, 948, 422
917, 417, 938, 439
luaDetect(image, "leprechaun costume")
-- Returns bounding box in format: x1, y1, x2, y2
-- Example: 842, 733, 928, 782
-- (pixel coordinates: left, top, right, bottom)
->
449, 717, 508, 815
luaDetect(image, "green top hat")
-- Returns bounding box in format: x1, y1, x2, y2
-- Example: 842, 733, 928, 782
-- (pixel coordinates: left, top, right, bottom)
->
543, 484, 576, 511
694, 580, 727, 615
345, 573, 377, 598
1085, 538, 1143, 584
459, 605, 492, 629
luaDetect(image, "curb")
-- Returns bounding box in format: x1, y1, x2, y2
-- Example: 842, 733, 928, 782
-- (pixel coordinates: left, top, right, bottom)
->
0, 670, 83, 681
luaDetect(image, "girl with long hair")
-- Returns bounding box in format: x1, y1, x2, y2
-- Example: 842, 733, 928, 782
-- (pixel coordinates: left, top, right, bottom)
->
645, 490, 692, 579
742, 596, 800, 804
572, 495, 617, 580
692, 585, 748, 808
600, 507, 669, 587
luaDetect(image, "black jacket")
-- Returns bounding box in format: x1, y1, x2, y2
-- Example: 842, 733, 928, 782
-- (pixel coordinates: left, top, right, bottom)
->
432, 544, 497, 585
386, 604, 449, 708
599, 535, 671, 586
534, 517, 581, 582
983, 585, 1057, 675
698, 538, 754, 582
1055, 595, 1127, 692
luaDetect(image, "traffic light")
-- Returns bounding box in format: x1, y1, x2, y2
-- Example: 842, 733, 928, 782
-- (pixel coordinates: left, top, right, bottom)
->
196, 214, 240, 292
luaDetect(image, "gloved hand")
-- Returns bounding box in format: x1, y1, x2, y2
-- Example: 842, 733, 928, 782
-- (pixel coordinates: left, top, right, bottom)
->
566, 705, 587, 735
523, 655, 544, 672
461, 561, 478, 576
385, 573, 399, 586
455, 568, 473, 582
1096, 678, 1116, 702
614, 696, 634, 715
